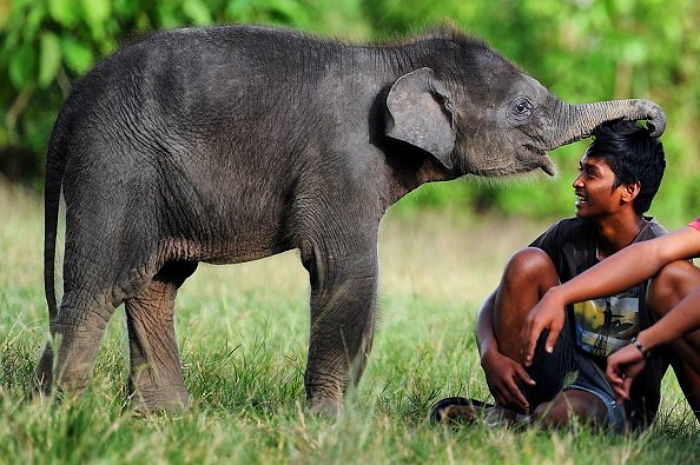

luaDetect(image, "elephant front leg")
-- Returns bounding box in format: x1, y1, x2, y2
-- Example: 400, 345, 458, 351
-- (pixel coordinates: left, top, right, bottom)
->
302, 240, 378, 415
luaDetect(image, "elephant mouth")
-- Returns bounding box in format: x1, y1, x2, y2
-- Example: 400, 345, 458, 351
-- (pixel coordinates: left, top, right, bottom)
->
523, 144, 556, 177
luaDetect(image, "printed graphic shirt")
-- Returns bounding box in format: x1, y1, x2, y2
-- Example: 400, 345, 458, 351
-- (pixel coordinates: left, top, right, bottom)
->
573, 288, 640, 357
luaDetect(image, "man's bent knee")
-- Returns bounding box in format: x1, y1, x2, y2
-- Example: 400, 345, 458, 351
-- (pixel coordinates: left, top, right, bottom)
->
648, 261, 700, 317
503, 247, 557, 287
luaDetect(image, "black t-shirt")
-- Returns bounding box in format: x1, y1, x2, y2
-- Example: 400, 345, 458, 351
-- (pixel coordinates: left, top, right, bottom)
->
529, 216, 669, 428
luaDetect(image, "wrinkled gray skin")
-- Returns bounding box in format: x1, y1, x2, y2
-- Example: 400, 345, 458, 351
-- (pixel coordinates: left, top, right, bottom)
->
37, 25, 666, 414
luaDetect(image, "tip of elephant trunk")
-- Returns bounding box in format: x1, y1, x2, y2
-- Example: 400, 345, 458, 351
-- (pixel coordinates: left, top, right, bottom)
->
646, 120, 666, 138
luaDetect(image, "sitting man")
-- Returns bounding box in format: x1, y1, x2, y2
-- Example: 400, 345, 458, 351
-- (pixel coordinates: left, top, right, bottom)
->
433, 120, 700, 431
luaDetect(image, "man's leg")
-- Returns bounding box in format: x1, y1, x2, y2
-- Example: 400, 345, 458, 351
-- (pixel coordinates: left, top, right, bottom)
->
435, 247, 610, 426
533, 390, 608, 428
647, 261, 700, 422
433, 247, 560, 423
493, 247, 559, 361
494, 247, 611, 425
531, 353, 626, 431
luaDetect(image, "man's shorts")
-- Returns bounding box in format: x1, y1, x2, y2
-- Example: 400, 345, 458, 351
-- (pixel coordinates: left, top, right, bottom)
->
521, 315, 626, 432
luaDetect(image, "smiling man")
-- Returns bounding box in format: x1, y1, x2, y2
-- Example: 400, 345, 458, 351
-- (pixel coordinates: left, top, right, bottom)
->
433, 120, 700, 431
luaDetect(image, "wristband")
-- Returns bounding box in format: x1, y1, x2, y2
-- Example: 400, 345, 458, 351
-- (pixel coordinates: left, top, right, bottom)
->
630, 337, 651, 359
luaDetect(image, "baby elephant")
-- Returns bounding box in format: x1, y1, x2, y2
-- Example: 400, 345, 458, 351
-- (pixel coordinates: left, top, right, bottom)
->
37, 24, 665, 414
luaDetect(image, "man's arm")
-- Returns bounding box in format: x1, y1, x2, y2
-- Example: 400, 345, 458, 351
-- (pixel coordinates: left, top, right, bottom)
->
523, 226, 700, 365
477, 290, 534, 411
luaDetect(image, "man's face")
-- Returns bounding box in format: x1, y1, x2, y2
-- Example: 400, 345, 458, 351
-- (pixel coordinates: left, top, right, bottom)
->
572, 154, 627, 219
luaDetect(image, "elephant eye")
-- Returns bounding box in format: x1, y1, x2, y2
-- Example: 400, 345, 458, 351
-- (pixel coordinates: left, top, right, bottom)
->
513, 98, 534, 116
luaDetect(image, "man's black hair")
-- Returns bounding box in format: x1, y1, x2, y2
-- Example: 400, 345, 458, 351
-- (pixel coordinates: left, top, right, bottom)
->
587, 119, 665, 214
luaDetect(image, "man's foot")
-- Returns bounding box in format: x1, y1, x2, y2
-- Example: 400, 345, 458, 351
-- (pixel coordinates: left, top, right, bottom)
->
430, 397, 529, 426
429, 397, 493, 424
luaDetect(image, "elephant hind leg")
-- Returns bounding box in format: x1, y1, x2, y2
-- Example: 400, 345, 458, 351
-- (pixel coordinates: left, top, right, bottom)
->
126, 261, 198, 411
34, 253, 161, 397
35, 288, 120, 397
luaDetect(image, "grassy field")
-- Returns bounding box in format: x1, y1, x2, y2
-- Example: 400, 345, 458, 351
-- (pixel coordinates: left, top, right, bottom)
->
0, 182, 698, 464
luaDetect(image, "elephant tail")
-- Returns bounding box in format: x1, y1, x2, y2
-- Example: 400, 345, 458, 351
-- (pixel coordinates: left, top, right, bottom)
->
44, 123, 68, 322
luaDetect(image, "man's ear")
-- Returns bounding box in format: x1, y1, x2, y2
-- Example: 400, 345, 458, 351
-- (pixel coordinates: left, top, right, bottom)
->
621, 181, 641, 204
384, 67, 456, 170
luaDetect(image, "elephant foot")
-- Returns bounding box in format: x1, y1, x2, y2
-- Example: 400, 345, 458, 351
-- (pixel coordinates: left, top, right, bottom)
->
129, 387, 191, 412
34, 346, 55, 394
308, 396, 343, 417
127, 354, 190, 412
34, 342, 95, 397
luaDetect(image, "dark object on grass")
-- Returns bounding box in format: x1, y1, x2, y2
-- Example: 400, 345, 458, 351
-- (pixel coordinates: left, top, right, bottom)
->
430, 397, 494, 424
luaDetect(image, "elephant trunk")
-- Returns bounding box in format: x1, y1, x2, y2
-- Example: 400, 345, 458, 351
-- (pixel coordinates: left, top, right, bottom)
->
545, 99, 666, 150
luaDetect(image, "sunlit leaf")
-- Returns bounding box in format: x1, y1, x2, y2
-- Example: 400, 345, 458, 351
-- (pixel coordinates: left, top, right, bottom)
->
156, 2, 179, 29
24, 4, 47, 40
47, 0, 79, 27
613, 0, 634, 15
226, 0, 250, 16
267, 0, 311, 27
8, 0, 34, 11
38, 31, 61, 88
80, 0, 111, 38
183, 0, 213, 25
622, 39, 647, 65
2, 18, 22, 52
135, 12, 152, 31
226, 0, 312, 27
9, 44, 37, 89
113, 0, 140, 17
98, 37, 117, 56
60, 36, 93, 74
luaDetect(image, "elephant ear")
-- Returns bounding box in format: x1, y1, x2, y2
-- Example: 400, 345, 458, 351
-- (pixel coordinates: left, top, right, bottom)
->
385, 67, 456, 169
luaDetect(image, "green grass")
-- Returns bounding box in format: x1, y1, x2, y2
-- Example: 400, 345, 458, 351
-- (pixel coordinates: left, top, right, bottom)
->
0, 182, 698, 464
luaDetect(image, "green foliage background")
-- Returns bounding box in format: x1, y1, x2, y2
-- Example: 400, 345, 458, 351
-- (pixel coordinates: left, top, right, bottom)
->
0, 0, 698, 224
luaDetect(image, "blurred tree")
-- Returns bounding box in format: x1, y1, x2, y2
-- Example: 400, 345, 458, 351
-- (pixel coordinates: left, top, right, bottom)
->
0, 0, 697, 224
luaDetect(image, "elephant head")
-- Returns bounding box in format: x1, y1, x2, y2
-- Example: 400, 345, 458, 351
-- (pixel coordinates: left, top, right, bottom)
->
384, 33, 665, 178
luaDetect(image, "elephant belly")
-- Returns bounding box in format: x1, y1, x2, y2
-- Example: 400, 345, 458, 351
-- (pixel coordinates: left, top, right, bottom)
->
161, 228, 293, 265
